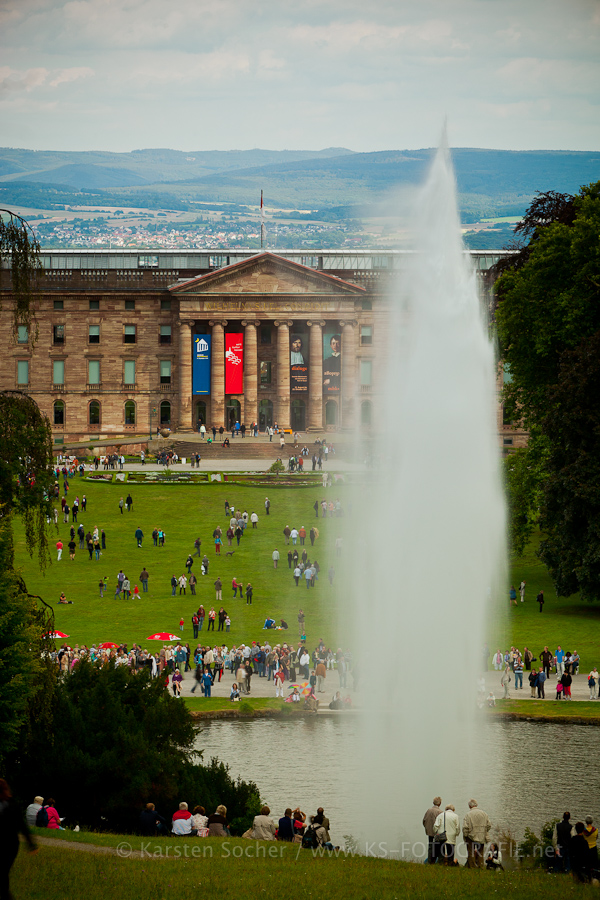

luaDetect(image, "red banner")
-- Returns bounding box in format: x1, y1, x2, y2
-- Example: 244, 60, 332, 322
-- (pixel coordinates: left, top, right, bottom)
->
225, 333, 244, 394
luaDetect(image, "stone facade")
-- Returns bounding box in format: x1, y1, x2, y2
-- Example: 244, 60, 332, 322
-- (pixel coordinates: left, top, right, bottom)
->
0, 250, 518, 449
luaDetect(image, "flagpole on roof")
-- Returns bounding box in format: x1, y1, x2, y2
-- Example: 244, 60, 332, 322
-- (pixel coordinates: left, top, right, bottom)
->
260, 190, 266, 249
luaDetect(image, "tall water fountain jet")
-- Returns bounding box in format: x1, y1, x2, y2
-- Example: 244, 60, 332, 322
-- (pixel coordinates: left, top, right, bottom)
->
352, 139, 506, 853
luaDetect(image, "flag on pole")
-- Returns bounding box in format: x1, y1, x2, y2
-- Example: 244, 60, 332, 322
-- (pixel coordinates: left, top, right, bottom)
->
260, 189, 267, 248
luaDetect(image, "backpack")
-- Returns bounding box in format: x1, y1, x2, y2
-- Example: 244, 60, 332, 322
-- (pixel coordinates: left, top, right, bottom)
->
302, 826, 319, 849
36, 806, 49, 828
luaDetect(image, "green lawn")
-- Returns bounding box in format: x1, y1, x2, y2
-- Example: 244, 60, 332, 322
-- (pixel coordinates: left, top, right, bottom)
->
13, 480, 345, 651
12, 484, 600, 673
488, 699, 600, 720
12, 840, 600, 900
487, 530, 600, 673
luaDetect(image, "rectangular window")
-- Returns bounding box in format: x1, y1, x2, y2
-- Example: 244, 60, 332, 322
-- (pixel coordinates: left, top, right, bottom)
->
360, 325, 373, 346
260, 326, 271, 345
89, 299, 100, 310
17, 360, 29, 384
88, 360, 100, 385
89, 324, 100, 344
260, 361, 272, 384
124, 325, 136, 344
53, 360, 65, 385
160, 298, 171, 310
361, 299, 372, 311
53, 299, 64, 310
17, 325, 28, 343
138, 255, 158, 268
160, 325, 172, 344
125, 299, 135, 310
124, 360, 136, 385
160, 360, 171, 384
360, 360, 372, 386
53, 324, 65, 344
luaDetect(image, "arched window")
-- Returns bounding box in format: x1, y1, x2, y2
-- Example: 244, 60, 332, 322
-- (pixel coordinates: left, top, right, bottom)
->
124, 400, 136, 425
258, 399, 273, 431
160, 400, 171, 425
360, 399, 372, 427
53, 400, 65, 426
89, 400, 100, 425
325, 399, 338, 427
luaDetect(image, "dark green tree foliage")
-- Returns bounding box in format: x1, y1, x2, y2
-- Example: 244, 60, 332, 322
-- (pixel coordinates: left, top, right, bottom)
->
9, 659, 261, 834
0, 524, 55, 768
0, 391, 54, 567
496, 181, 600, 596
539, 331, 600, 599
503, 432, 549, 556
0, 209, 42, 341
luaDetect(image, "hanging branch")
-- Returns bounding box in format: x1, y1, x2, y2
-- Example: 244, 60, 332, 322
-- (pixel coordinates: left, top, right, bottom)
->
0, 208, 43, 345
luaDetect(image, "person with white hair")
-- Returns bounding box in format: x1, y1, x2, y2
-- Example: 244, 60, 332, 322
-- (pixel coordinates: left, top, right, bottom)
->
463, 799, 492, 868
433, 804, 461, 866
172, 801, 193, 835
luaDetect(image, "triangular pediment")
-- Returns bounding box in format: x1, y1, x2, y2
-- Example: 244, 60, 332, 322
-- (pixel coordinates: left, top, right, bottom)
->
169, 252, 365, 295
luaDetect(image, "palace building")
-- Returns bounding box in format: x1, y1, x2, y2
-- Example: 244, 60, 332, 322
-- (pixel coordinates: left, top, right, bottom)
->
1, 248, 521, 448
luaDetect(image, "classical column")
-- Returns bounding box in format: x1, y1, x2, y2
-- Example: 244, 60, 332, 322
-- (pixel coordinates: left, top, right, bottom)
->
177, 320, 193, 431
275, 320, 291, 430
341, 320, 357, 429
308, 320, 324, 430
210, 320, 227, 428
243, 320, 258, 426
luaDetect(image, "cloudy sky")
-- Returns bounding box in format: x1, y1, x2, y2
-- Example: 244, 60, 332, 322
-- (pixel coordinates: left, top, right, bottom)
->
1, 0, 599, 153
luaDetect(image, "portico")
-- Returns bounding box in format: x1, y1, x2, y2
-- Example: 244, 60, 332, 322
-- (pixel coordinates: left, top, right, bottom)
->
170, 253, 365, 432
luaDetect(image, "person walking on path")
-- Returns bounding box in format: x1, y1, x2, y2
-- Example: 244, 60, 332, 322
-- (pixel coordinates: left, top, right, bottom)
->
140, 568, 149, 592
463, 800, 491, 869
272, 548, 280, 569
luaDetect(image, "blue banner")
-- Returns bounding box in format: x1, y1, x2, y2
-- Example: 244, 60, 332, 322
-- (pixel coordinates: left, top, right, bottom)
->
192, 335, 211, 395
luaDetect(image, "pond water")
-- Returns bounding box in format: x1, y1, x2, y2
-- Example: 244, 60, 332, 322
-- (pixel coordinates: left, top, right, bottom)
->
195, 716, 600, 854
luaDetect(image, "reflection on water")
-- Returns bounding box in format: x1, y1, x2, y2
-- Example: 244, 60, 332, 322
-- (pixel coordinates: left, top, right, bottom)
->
195, 717, 600, 849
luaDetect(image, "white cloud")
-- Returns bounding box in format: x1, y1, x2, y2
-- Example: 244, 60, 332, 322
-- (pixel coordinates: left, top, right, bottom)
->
49, 66, 94, 87
0, 67, 49, 96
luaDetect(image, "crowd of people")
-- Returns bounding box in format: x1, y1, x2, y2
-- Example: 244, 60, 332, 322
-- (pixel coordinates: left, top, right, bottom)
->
484, 645, 592, 700
423, 797, 599, 881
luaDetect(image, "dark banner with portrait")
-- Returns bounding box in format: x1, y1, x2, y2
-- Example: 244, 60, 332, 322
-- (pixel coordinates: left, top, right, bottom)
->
323, 328, 341, 394
290, 332, 308, 394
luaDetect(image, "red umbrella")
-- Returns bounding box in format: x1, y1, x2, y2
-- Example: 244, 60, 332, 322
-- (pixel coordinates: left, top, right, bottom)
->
45, 631, 69, 639
98, 642, 119, 649
147, 633, 179, 641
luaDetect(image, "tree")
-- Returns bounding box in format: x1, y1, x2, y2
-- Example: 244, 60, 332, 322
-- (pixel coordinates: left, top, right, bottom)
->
0, 209, 42, 341
0, 214, 55, 766
495, 181, 600, 597
8, 659, 261, 834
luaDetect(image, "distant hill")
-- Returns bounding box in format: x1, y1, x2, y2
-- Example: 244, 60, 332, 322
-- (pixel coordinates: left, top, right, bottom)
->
0, 146, 598, 221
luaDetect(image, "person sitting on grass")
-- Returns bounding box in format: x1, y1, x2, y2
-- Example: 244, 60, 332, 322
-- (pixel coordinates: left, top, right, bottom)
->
139, 802, 167, 836
207, 805, 228, 837
172, 802, 193, 835
58, 592, 73, 604
485, 843, 504, 871
192, 806, 209, 837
